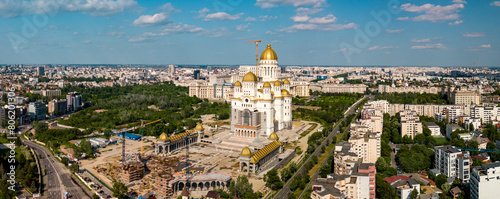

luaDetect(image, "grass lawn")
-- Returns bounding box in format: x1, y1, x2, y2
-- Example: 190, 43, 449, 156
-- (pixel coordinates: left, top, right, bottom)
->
434, 136, 449, 145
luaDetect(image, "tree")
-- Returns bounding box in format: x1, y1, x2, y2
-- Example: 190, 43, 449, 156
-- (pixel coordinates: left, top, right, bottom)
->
441, 182, 451, 193
61, 157, 69, 166
264, 169, 283, 190
409, 188, 419, 199
92, 193, 100, 199
70, 163, 80, 173
487, 142, 500, 162
112, 181, 128, 199
435, 174, 447, 189
473, 159, 483, 166
376, 174, 398, 199
414, 133, 426, 144
290, 175, 303, 191
376, 157, 388, 173
229, 176, 259, 199
467, 140, 479, 156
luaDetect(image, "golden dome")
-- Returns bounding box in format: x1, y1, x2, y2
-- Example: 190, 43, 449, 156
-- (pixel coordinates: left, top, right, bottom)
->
242, 72, 258, 82
263, 82, 271, 88
274, 81, 282, 86
260, 44, 278, 61
281, 89, 290, 96
234, 80, 242, 87
284, 79, 290, 84
159, 133, 168, 141
195, 123, 204, 131
268, 132, 279, 140
240, 147, 252, 156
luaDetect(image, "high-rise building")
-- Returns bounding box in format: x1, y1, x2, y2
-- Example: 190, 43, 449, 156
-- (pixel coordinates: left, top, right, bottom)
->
169, 64, 176, 75
193, 70, 201, 79
400, 110, 423, 139
48, 99, 67, 116
470, 162, 500, 199
29, 101, 46, 120
37, 66, 45, 76
451, 90, 481, 105
434, 145, 470, 183
66, 92, 82, 112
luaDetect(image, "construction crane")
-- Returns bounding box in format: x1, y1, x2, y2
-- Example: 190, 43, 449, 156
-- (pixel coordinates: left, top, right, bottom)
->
140, 119, 162, 158
245, 40, 262, 75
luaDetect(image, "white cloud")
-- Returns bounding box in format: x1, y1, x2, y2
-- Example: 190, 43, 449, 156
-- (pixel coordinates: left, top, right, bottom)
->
309, 14, 336, 24
259, 15, 277, 21
399, 1, 465, 22
236, 23, 250, 31
159, 3, 180, 13
0, 0, 138, 18
448, 20, 463, 25
463, 32, 486, 37
397, 17, 410, 20
411, 38, 431, 42
411, 43, 446, 49
479, 44, 491, 48
367, 46, 398, 50
107, 32, 125, 38
128, 23, 204, 42
452, 0, 467, 3
280, 23, 358, 32
296, 7, 323, 15
132, 13, 171, 27
256, 0, 326, 8
491, 1, 500, 6
82, 40, 92, 44
49, 25, 58, 30
201, 12, 243, 21
265, 31, 276, 34
245, 17, 257, 21
386, 29, 404, 33
291, 15, 310, 22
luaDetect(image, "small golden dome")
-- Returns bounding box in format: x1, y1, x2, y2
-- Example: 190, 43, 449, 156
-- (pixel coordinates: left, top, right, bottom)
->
274, 81, 282, 86
195, 123, 204, 130
240, 147, 252, 156
159, 133, 168, 141
281, 89, 290, 96
284, 79, 290, 84
234, 80, 242, 87
242, 72, 258, 82
268, 132, 279, 140
260, 44, 278, 61
263, 82, 271, 88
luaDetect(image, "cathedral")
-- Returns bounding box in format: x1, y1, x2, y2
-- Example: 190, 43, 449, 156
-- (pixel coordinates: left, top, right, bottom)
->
230, 44, 292, 138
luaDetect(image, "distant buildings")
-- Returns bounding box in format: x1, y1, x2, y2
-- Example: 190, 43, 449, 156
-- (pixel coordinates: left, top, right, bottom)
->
434, 145, 471, 183
193, 70, 201, 80
311, 83, 366, 94
28, 101, 46, 120
42, 89, 61, 97
470, 162, 500, 199
451, 90, 481, 105
378, 84, 440, 94
37, 66, 45, 76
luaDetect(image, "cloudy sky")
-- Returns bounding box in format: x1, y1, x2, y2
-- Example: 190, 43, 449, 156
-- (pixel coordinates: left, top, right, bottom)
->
0, 0, 499, 66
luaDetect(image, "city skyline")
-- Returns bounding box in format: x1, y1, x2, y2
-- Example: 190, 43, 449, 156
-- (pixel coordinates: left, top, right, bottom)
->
0, 0, 499, 66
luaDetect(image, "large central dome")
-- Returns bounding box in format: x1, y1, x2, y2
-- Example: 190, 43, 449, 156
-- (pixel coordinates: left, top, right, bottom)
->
260, 44, 278, 61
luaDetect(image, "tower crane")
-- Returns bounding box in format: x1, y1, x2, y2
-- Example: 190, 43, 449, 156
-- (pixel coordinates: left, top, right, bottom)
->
140, 119, 162, 158
245, 40, 262, 75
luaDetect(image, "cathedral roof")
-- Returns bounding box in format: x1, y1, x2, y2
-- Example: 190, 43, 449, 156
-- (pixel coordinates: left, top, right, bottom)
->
284, 79, 290, 84
263, 82, 271, 88
159, 133, 168, 141
234, 80, 242, 87
240, 147, 252, 156
260, 44, 278, 61
268, 132, 279, 140
250, 140, 283, 163
274, 81, 282, 86
195, 123, 204, 130
281, 89, 290, 96
242, 72, 258, 82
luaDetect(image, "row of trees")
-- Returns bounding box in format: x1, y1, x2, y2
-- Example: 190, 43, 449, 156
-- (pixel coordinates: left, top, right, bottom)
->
375, 92, 449, 104
0, 135, 40, 198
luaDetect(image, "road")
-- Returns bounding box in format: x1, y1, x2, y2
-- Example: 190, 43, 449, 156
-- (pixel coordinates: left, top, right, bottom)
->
23, 139, 92, 199
274, 95, 369, 199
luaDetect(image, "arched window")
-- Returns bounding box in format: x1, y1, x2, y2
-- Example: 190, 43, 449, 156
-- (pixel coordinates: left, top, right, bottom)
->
243, 111, 250, 125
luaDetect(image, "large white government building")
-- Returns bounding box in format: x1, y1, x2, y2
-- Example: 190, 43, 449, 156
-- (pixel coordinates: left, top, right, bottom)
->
230, 44, 292, 138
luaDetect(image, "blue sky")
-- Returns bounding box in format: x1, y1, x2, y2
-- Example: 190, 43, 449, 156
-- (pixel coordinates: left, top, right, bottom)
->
0, 0, 499, 66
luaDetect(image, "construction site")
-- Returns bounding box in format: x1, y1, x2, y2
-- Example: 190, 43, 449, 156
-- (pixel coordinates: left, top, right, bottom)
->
78, 117, 317, 198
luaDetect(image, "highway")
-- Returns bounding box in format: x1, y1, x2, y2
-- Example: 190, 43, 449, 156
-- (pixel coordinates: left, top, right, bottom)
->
274, 95, 370, 199
23, 139, 92, 199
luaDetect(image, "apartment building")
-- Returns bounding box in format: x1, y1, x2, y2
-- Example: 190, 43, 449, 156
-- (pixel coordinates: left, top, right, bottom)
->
434, 145, 471, 183
470, 162, 500, 199
446, 124, 464, 139
317, 83, 367, 94
378, 84, 440, 94
400, 110, 423, 139
451, 90, 481, 105
471, 103, 500, 123
426, 122, 441, 136
28, 101, 46, 121
348, 131, 381, 164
